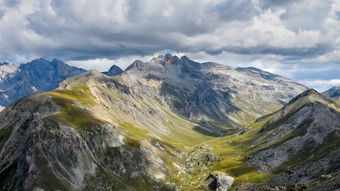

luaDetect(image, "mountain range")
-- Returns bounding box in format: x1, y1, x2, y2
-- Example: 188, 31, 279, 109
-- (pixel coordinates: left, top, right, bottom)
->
0, 59, 125, 111
0, 55, 339, 191
0, 58, 85, 110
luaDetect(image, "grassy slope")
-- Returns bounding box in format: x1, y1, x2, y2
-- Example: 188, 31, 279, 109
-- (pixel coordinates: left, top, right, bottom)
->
209, 93, 340, 188
40, 78, 339, 190
204, 118, 271, 190
41, 82, 288, 190
199, 92, 340, 190
44, 81, 215, 189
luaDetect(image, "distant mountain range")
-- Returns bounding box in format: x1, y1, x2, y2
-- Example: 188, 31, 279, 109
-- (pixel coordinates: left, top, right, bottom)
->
0, 55, 339, 191
0, 58, 85, 109
0, 59, 124, 110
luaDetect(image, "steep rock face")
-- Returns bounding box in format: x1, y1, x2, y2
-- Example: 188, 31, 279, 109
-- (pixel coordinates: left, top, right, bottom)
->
121, 54, 307, 135
102, 65, 123, 76
0, 86, 181, 191
322, 86, 340, 99
0, 58, 85, 109
0, 69, 216, 191
199, 89, 340, 190
247, 89, 340, 185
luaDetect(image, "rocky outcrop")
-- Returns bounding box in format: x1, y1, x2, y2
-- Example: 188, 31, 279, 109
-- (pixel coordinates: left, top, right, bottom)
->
237, 173, 340, 191
247, 89, 340, 186
0, 92, 176, 191
201, 171, 234, 191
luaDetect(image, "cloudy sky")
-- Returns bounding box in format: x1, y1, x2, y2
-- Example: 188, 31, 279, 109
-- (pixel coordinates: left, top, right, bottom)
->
0, 0, 339, 91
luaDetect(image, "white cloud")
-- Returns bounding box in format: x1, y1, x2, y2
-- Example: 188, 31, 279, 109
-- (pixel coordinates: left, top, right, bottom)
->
67, 58, 117, 72
0, 0, 338, 63
0, 0, 339, 91
67, 55, 154, 71
299, 79, 340, 92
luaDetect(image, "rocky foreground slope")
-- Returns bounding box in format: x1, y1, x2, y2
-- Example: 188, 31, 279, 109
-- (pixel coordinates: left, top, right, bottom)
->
0, 58, 85, 109
198, 89, 340, 190
0, 55, 338, 191
246, 89, 340, 189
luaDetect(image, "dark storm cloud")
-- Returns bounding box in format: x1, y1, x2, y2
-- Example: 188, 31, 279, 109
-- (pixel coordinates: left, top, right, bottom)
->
1, 0, 338, 62
0, 0, 340, 91
0, 0, 337, 59
211, 0, 259, 21
3, 0, 20, 7
0, 9, 5, 19
260, 0, 296, 8
220, 42, 331, 57
336, 11, 340, 19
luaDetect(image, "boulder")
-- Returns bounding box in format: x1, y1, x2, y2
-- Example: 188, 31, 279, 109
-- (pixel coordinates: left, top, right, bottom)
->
201, 171, 234, 191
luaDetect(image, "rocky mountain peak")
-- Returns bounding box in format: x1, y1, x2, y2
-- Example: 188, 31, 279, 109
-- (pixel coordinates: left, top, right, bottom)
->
126, 55, 195, 73
51, 58, 66, 66
257, 88, 339, 134
125, 59, 145, 71
322, 86, 340, 99
124, 55, 203, 76
19, 58, 70, 69
103, 65, 123, 76
287, 88, 319, 104
24, 57, 48, 64
19, 57, 51, 71
330, 86, 340, 90
150, 54, 180, 65
180, 55, 190, 61
278, 88, 340, 115
287, 89, 339, 111
0, 62, 17, 76
0, 58, 86, 108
